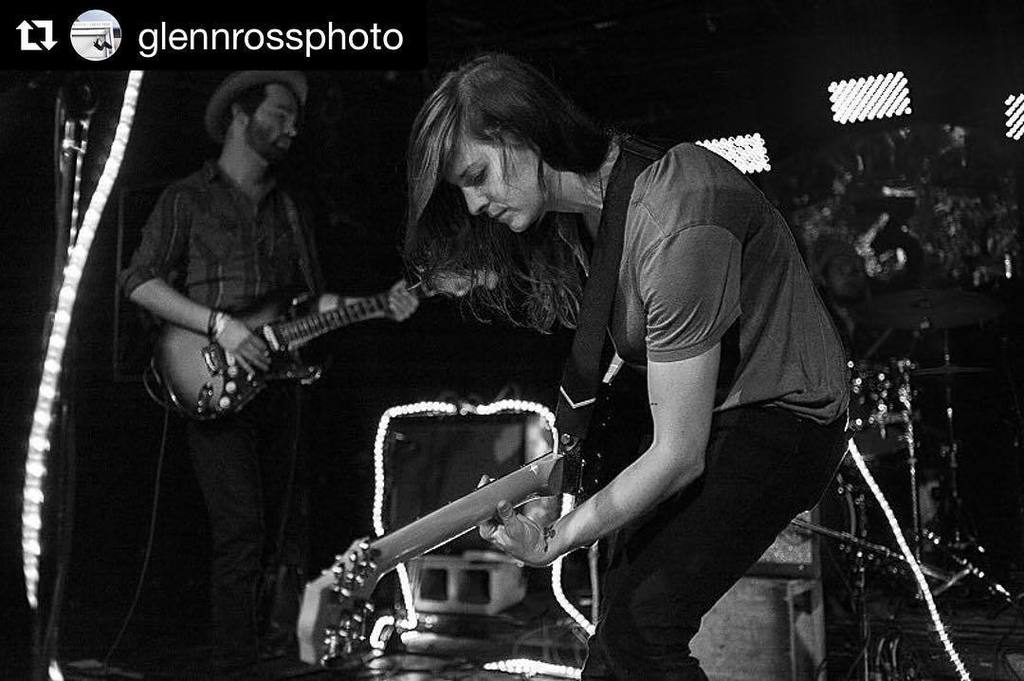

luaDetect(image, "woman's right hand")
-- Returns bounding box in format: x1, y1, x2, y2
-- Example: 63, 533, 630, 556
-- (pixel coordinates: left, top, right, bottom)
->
216, 318, 270, 373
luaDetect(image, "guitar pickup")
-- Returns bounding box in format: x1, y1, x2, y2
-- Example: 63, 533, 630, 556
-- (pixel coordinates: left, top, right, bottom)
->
202, 343, 227, 374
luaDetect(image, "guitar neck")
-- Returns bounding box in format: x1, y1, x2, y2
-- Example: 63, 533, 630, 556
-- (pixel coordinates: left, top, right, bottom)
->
371, 450, 566, 572
270, 293, 390, 348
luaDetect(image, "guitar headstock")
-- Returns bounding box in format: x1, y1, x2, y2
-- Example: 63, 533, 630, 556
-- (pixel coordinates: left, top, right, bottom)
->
298, 537, 384, 666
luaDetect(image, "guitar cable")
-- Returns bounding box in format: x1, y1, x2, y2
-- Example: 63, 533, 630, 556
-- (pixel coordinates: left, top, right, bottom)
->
100, 402, 171, 673
142, 360, 174, 412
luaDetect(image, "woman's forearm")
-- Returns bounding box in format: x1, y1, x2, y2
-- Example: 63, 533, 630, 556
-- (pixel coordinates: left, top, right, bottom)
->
550, 437, 707, 557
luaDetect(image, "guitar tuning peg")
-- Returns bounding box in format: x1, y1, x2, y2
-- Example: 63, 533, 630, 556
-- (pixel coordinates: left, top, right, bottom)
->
363, 602, 375, 613
358, 540, 371, 551
339, 586, 352, 599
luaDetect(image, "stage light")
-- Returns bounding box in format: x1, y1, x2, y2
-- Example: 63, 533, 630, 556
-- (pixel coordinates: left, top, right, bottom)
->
829, 71, 911, 124
22, 72, 143, 617
1005, 93, 1024, 140
695, 133, 771, 174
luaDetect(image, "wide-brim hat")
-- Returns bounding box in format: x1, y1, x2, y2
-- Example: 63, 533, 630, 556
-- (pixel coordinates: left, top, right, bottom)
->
204, 70, 308, 143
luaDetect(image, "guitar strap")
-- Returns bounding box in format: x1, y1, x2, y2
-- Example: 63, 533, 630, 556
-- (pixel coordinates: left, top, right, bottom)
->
555, 136, 667, 496
282, 193, 321, 297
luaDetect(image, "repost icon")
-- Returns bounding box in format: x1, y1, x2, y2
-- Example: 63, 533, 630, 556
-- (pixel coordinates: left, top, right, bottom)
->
70, 10, 122, 61
17, 19, 57, 51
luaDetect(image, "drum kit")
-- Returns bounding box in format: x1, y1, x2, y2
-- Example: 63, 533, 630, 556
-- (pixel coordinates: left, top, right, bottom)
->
802, 287, 1018, 606
798, 285, 1019, 678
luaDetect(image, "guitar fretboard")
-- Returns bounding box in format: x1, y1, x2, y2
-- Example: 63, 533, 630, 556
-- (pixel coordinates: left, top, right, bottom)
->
271, 293, 389, 347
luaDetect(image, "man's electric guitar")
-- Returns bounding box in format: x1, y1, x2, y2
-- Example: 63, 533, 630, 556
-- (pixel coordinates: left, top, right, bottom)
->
152, 293, 399, 419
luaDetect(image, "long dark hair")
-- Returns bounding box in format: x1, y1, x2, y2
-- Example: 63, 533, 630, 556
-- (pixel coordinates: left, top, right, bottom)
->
405, 53, 611, 331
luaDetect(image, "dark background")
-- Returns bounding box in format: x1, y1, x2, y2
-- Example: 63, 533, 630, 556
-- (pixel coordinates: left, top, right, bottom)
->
1, 1, 1022, 677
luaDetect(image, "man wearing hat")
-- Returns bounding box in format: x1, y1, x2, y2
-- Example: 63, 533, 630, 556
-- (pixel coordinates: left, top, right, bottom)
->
120, 71, 418, 678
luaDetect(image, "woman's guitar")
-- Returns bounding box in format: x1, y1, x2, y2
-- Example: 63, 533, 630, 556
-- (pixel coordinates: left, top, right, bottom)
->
296, 447, 576, 665
152, 292, 400, 419
294, 369, 647, 666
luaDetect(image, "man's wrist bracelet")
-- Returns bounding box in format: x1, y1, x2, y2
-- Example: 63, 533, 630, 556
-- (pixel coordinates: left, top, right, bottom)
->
212, 312, 230, 341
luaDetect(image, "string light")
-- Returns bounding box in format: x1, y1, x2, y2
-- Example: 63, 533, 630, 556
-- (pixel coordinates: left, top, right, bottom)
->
22, 72, 144, 619
695, 133, 771, 174
369, 614, 394, 650
847, 438, 971, 681
829, 71, 912, 124
482, 658, 582, 679
551, 494, 595, 636
1005, 93, 1024, 141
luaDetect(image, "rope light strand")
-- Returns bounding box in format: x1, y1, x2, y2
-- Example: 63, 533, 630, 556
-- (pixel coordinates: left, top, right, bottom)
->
847, 438, 971, 681
23, 71, 144, 613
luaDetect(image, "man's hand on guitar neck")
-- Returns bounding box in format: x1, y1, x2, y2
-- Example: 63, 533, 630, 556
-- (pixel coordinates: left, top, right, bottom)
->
386, 279, 420, 321
316, 279, 421, 322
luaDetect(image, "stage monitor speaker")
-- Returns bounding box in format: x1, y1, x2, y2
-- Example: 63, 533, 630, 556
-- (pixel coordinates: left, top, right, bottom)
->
690, 576, 825, 681
749, 507, 821, 579
383, 411, 549, 555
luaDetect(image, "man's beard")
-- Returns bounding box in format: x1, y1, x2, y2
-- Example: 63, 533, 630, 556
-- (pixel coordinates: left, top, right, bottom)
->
245, 120, 290, 164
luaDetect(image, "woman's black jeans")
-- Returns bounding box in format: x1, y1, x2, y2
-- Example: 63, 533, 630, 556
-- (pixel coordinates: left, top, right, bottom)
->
582, 405, 848, 680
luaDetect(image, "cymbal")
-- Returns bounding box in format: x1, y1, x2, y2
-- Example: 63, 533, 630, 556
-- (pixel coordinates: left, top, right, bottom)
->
911, 365, 992, 378
854, 288, 1004, 330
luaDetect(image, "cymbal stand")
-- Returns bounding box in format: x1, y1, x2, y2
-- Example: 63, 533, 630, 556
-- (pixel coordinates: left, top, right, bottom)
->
935, 330, 975, 550
895, 358, 922, 560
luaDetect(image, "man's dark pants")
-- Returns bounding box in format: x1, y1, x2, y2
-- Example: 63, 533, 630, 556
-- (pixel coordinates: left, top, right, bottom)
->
186, 384, 308, 675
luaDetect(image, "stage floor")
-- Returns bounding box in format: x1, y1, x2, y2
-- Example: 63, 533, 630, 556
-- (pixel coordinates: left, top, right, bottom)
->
47, 574, 1024, 681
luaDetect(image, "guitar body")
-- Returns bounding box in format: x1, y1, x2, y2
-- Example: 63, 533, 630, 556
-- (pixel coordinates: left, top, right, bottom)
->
153, 290, 394, 420
153, 302, 321, 420
576, 365, 652, 500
